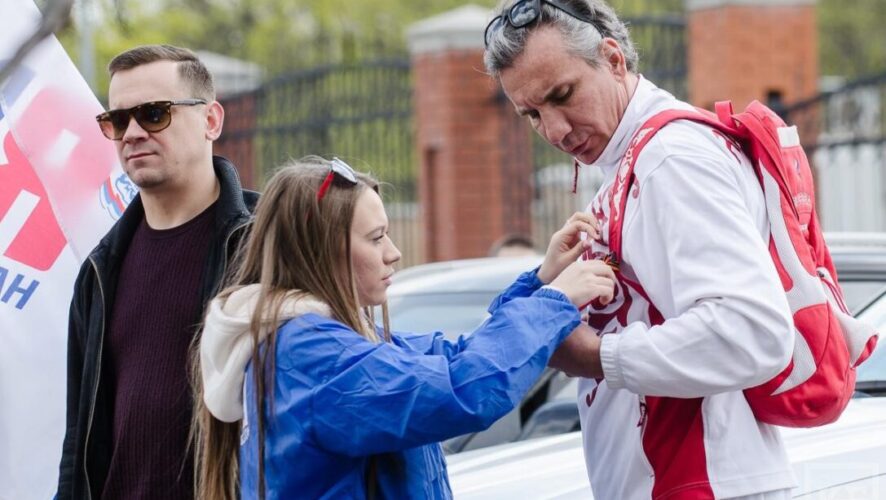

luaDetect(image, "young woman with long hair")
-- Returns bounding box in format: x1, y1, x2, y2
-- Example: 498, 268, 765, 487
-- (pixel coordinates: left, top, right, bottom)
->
194, 156, 615, 499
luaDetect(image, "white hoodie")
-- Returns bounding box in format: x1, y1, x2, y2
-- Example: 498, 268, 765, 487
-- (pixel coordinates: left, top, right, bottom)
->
200, 285, 330, 423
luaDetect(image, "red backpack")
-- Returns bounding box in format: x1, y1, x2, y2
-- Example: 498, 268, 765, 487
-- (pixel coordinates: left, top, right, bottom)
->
607, 101, 879, 427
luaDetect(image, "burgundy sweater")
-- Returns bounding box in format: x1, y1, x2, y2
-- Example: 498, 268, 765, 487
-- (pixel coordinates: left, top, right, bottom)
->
101, 204, 215, 500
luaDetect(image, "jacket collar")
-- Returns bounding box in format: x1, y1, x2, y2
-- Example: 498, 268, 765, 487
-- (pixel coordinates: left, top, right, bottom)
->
585, 76, 687, 177
212, 155, 253, 231
587, 75, 657, 175
93, 155, 251, 264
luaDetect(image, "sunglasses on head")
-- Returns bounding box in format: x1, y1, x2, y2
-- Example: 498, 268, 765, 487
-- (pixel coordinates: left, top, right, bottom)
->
316, 157, 359, 202
484, 0, 596, 47
95, 99, 207, 140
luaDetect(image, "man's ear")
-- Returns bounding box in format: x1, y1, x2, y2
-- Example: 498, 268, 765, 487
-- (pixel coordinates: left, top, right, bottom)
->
205, 100, 224, 141
600, 38, 627, 77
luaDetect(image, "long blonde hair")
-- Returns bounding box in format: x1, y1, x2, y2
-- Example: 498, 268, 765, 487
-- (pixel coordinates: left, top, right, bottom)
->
192, 156, 390, 500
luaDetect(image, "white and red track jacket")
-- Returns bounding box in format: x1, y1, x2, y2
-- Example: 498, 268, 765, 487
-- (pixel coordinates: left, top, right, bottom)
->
578, 77, 798, 499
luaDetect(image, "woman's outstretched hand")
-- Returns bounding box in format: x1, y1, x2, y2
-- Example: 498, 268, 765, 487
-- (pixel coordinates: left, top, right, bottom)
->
549, 259, 616, 309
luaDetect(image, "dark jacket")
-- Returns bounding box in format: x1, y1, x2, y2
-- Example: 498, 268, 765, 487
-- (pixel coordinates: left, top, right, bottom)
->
56, 156, 259, 500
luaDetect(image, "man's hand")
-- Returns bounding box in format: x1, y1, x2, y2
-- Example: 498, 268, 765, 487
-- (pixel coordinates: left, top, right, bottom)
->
549, 323, 604, 379
537, 212, 600, 284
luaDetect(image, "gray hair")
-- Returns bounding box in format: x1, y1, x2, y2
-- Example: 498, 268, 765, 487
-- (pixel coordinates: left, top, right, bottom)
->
483, 0, 638, 78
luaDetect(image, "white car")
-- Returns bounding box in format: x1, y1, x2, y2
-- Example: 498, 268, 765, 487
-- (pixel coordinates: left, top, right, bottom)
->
447, 397, 886, 498
440, 234, 886, 498
385, 234, 886, 496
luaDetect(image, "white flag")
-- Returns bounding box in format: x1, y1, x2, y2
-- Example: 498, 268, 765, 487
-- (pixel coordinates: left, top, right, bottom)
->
0, 1, 133, 498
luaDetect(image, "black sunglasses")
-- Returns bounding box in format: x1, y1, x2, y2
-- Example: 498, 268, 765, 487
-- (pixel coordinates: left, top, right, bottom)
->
484, 0, 596, 47
95, 99, 207, 140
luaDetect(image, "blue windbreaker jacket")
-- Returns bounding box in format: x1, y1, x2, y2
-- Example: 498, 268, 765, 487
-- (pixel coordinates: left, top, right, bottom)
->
239, 269, 580, 499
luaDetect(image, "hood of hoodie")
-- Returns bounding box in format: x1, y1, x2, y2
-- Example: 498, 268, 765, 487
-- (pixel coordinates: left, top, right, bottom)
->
201, 284, 331, 422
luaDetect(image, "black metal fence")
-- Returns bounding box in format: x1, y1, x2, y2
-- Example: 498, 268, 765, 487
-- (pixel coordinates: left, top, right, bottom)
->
216, 58, 421, 265
217, 14, 688, 266
783, 71, 886, 232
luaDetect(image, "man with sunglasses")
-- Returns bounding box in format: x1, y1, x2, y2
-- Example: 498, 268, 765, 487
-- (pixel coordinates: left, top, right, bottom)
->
57, 45, 257, 500
485, 1, 796, 499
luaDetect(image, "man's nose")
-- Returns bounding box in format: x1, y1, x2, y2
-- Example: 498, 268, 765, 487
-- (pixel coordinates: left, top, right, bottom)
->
540, 111, 571, 148
120, 116, 149, 143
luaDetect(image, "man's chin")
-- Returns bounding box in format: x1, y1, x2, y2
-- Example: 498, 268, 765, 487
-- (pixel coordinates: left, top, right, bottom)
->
127, 172, 166, 190
575, 150, 602, 165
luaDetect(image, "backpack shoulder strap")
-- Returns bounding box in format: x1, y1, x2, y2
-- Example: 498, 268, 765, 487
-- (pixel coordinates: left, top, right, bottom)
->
607, 104, 742, 260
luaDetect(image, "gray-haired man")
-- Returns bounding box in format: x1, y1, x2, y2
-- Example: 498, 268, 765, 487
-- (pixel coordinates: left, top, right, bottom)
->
485, 1, 796, 498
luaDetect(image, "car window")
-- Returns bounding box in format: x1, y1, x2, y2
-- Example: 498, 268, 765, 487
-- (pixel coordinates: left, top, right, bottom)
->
841, 281, 886, 314
855, 291, 886, 385
386, 292, 495, 341
518, 401, 582, 441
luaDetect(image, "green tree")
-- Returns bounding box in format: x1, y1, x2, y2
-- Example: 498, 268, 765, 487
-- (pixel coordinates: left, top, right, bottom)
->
57, 0, 696, 92
818, 0, 886, 78
59, 0, 494, 89
56, 0, 886, 85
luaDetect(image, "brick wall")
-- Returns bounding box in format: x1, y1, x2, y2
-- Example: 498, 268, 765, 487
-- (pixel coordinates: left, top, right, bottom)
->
413, 47, 532, 261
214, 92, 257, 189
688, 2, 818, 110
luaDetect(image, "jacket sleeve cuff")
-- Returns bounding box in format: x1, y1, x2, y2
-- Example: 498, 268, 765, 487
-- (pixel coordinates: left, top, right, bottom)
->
526, 266, 544, 289
532, 285, 572, 305
600, 332, 626, 390
487, 267, 547, 314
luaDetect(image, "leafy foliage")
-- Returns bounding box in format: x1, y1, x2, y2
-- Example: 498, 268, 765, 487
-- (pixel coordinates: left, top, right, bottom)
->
818, 0, 886, 78
54, 0, 886, 87
55, 0, 701, 90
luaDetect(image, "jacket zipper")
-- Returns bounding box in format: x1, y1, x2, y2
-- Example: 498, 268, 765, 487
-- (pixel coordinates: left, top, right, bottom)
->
83, 257, 106, 500
637, 396, 654, 477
